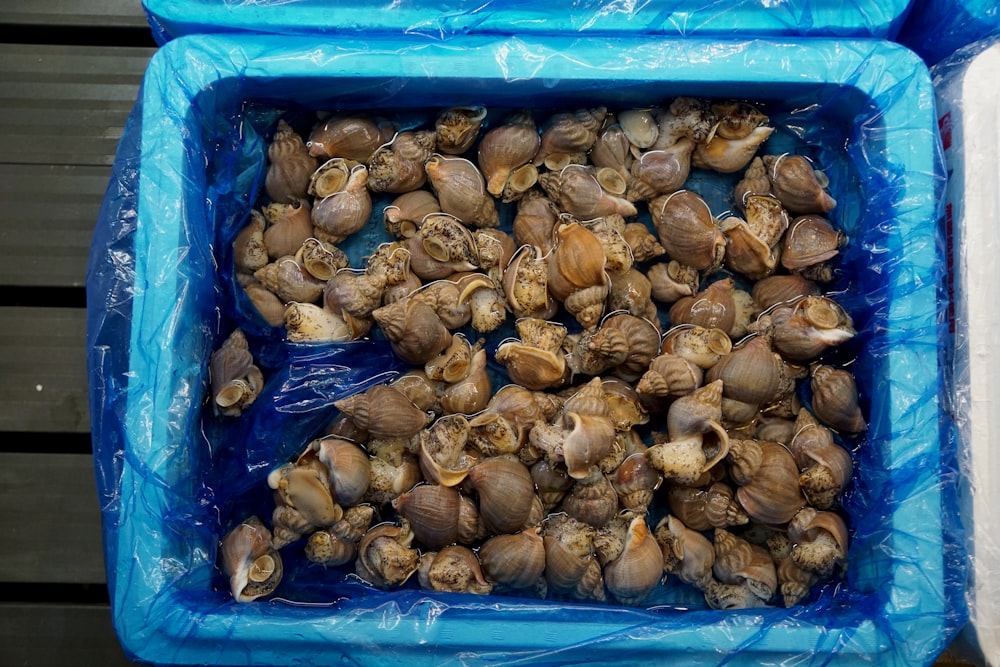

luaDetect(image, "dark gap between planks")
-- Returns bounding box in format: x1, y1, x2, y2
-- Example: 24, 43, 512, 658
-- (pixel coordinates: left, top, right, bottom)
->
0, 582, 110, 605
0, 286, 86, 309
0, 24, 157, 48
0, 432, 93, 455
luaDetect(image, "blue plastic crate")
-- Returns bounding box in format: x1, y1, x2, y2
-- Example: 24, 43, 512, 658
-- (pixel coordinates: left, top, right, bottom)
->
140, 0, 914, 43
87, 33, 965, 666
898, 0, 1000, 65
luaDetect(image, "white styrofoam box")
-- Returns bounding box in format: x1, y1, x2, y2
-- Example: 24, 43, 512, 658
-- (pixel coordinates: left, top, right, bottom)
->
933, 36, 1000, 667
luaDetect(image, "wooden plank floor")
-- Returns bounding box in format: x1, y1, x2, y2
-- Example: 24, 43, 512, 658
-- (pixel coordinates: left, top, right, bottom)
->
0, 3, 156, 665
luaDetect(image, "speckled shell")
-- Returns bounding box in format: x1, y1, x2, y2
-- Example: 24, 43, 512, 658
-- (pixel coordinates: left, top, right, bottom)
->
436, 106, 487, 155
368, 130, 436, 193
266, 120, 318, 204
219, 515, 283, 603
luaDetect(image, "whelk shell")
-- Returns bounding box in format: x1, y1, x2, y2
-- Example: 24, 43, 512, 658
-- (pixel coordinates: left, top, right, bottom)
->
590, 120, 633, 186
495, 323, 568, 392
468, 456, 537, 534
283, 302, 351, 343
383, 189, 441, 239
268, 462, 343, 529
542, 513, 605, 601
436, 105, 487, 155
371, 297, 452, 365
261, 199, 315, 261
266, 120, 318, 204
559, 467, 619, 528
477, 110, 541, 197
652, 97, 717, 148
333, 384, 433, 440
789, 409, 854, 509
418, 545, 493, 595
418, 413, 477, 487
233, 211, 269, 274
661, 324, 733, 369
255, 256, 325, 304
762, 154, 837, 215
669, 277, 738, 336
239, 281, 282, 326
533, 107, 607, 167
693, 125, 774, 174
220, 515, 283, 603
781, 214, 845, 273
734, 155, 772, 207
316, 437, 371, 507
441, 348, 492, 416
711, 101, 770, 141
618, 108, 659, 149
666, 482, 748, 532
609, 451, 662, 513
810, 364, 866, 433
479, 528, 546, 590
727, 439, 806, 525
603, 516, 663, 606
656, 514, 715, 589
354, 521, 420, 589
392, 483, 464, 550
622, 222, 666, 263
705, 334, 784, 408
307, 115, 396, 162
768, 296, 855, 362
424, 154, 500, 228
635, 352, 703, 402
210, 328, 263, 417
539, 164, 638, 220
648, 260, 699, 304
308, 157, 354, 199
650, 189, 725, 273
310, 164, 372, 243
297, 237, 350, 282
626, 139, 695, 202
712, 528, 777, 603
368, 130, 436, 193
751, 274, 821, 314
787, 506, 848, 578
406, 212, 480, 281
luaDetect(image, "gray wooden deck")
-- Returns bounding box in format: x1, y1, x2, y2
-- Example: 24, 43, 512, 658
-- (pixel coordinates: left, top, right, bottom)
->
0, 2, 155, 664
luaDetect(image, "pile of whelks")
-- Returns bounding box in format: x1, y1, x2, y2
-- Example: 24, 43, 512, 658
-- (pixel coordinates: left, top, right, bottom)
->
216, 98, 866, 610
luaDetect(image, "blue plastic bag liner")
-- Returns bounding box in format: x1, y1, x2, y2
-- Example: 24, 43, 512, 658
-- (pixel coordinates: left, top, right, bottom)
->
932, 35, 1000, 667
87, 33, 966, 666
897, 0, 1000, 65
141, 0, 914, 44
